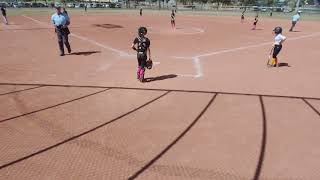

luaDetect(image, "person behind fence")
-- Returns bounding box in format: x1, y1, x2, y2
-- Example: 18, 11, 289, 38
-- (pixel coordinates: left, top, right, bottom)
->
51, 6, 72, 56
140, 7, 143, 16
289, 11, 301, 32
1, 5, 8, 25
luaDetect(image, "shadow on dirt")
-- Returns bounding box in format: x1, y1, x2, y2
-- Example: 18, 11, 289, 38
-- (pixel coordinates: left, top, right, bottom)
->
69, 51, 101, 56
144, 74, 178, 83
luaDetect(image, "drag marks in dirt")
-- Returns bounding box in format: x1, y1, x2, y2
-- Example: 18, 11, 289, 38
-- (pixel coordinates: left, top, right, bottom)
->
302, 99, 320, 117
128, 93, 218, 179
0, 85, 44, 96
0, 88, 169, 170
1, 82, 320, 100
0, 88, 109, 124
253, 96, 267, 180
1, 83, 320, 179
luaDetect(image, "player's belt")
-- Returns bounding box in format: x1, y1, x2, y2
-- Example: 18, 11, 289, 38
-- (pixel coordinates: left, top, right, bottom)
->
56, 25, 67, 29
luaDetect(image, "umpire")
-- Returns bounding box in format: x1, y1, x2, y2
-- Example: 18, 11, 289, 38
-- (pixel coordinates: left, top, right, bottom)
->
51, 6, 71, 56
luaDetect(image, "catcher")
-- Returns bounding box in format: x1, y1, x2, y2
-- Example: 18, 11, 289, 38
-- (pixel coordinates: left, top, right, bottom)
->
131, 27, 153, 82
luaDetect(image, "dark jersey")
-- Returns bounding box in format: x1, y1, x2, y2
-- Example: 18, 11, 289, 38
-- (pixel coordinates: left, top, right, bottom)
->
1, 7, 6, 16
253, 17, 258, 25
171, 13, 175, 20
133, 37, 150, 54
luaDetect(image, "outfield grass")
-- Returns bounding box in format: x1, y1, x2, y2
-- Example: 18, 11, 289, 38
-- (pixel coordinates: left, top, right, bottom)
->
6, 8, 320, 21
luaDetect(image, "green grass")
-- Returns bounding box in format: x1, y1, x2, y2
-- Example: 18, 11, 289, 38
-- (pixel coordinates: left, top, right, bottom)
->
7, 8, 320, 21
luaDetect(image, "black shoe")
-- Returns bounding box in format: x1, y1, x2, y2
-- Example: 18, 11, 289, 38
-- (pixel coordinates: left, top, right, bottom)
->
68, 48, 71, 54
139, 75, 144, 82
60, 53, 65, 56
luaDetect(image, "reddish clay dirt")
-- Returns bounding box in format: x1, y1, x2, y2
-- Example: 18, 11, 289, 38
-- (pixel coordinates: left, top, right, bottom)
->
0, 12, 320, 180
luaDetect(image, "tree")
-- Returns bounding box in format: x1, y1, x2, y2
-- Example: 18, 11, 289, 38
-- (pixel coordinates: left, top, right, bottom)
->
239, 0, 256, 5
267, 0, 274, 6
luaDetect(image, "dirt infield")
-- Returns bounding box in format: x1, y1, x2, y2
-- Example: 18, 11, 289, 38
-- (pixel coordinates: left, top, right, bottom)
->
1, 11, 320, 180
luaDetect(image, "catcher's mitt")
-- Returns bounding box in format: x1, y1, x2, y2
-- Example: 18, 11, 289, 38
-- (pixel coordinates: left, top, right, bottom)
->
146, 59, 153, 70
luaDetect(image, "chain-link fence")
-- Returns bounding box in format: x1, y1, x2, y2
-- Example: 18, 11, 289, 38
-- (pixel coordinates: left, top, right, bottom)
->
1, 0, 320, 15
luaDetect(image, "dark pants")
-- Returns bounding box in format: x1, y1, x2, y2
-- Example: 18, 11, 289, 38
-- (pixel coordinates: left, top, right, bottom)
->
289, 21, 297, 31
56, 28, 71, 55
2, 14, 8, 24
272, 45, 282, 58
137, 53, 147, 68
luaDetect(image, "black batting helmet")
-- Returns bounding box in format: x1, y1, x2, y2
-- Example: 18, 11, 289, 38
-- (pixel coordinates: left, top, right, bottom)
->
273, 26, 282, 34
138, 27, 147, 37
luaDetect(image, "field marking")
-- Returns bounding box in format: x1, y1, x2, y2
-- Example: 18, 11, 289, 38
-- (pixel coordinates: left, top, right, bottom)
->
21, 15, 320, 78
183, 27, 205, 35
173, 32, 320, 78
70, 33, 134, 57
148, 26, 204, 35
22, 15, 163, 68
22, 15, 135, 58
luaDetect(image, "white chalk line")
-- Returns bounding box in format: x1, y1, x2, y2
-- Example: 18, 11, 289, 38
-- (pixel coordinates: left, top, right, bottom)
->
21, 15, 320, 78
177, 27, 205, 35
22, 15, 166, 68
148, 26, 204, 35
22, 15, 48, 26
70, 33, 134, 57
173, 32, 320, 78
22, 15, 135, 58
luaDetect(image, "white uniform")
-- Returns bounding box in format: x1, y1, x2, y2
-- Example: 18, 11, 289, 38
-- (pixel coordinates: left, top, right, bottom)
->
274, 34, 286, 45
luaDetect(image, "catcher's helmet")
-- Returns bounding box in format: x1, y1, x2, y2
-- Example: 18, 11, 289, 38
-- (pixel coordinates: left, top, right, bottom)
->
273, 26, 282, 34
146, 59, 153, 70
138, 27, 147, 37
